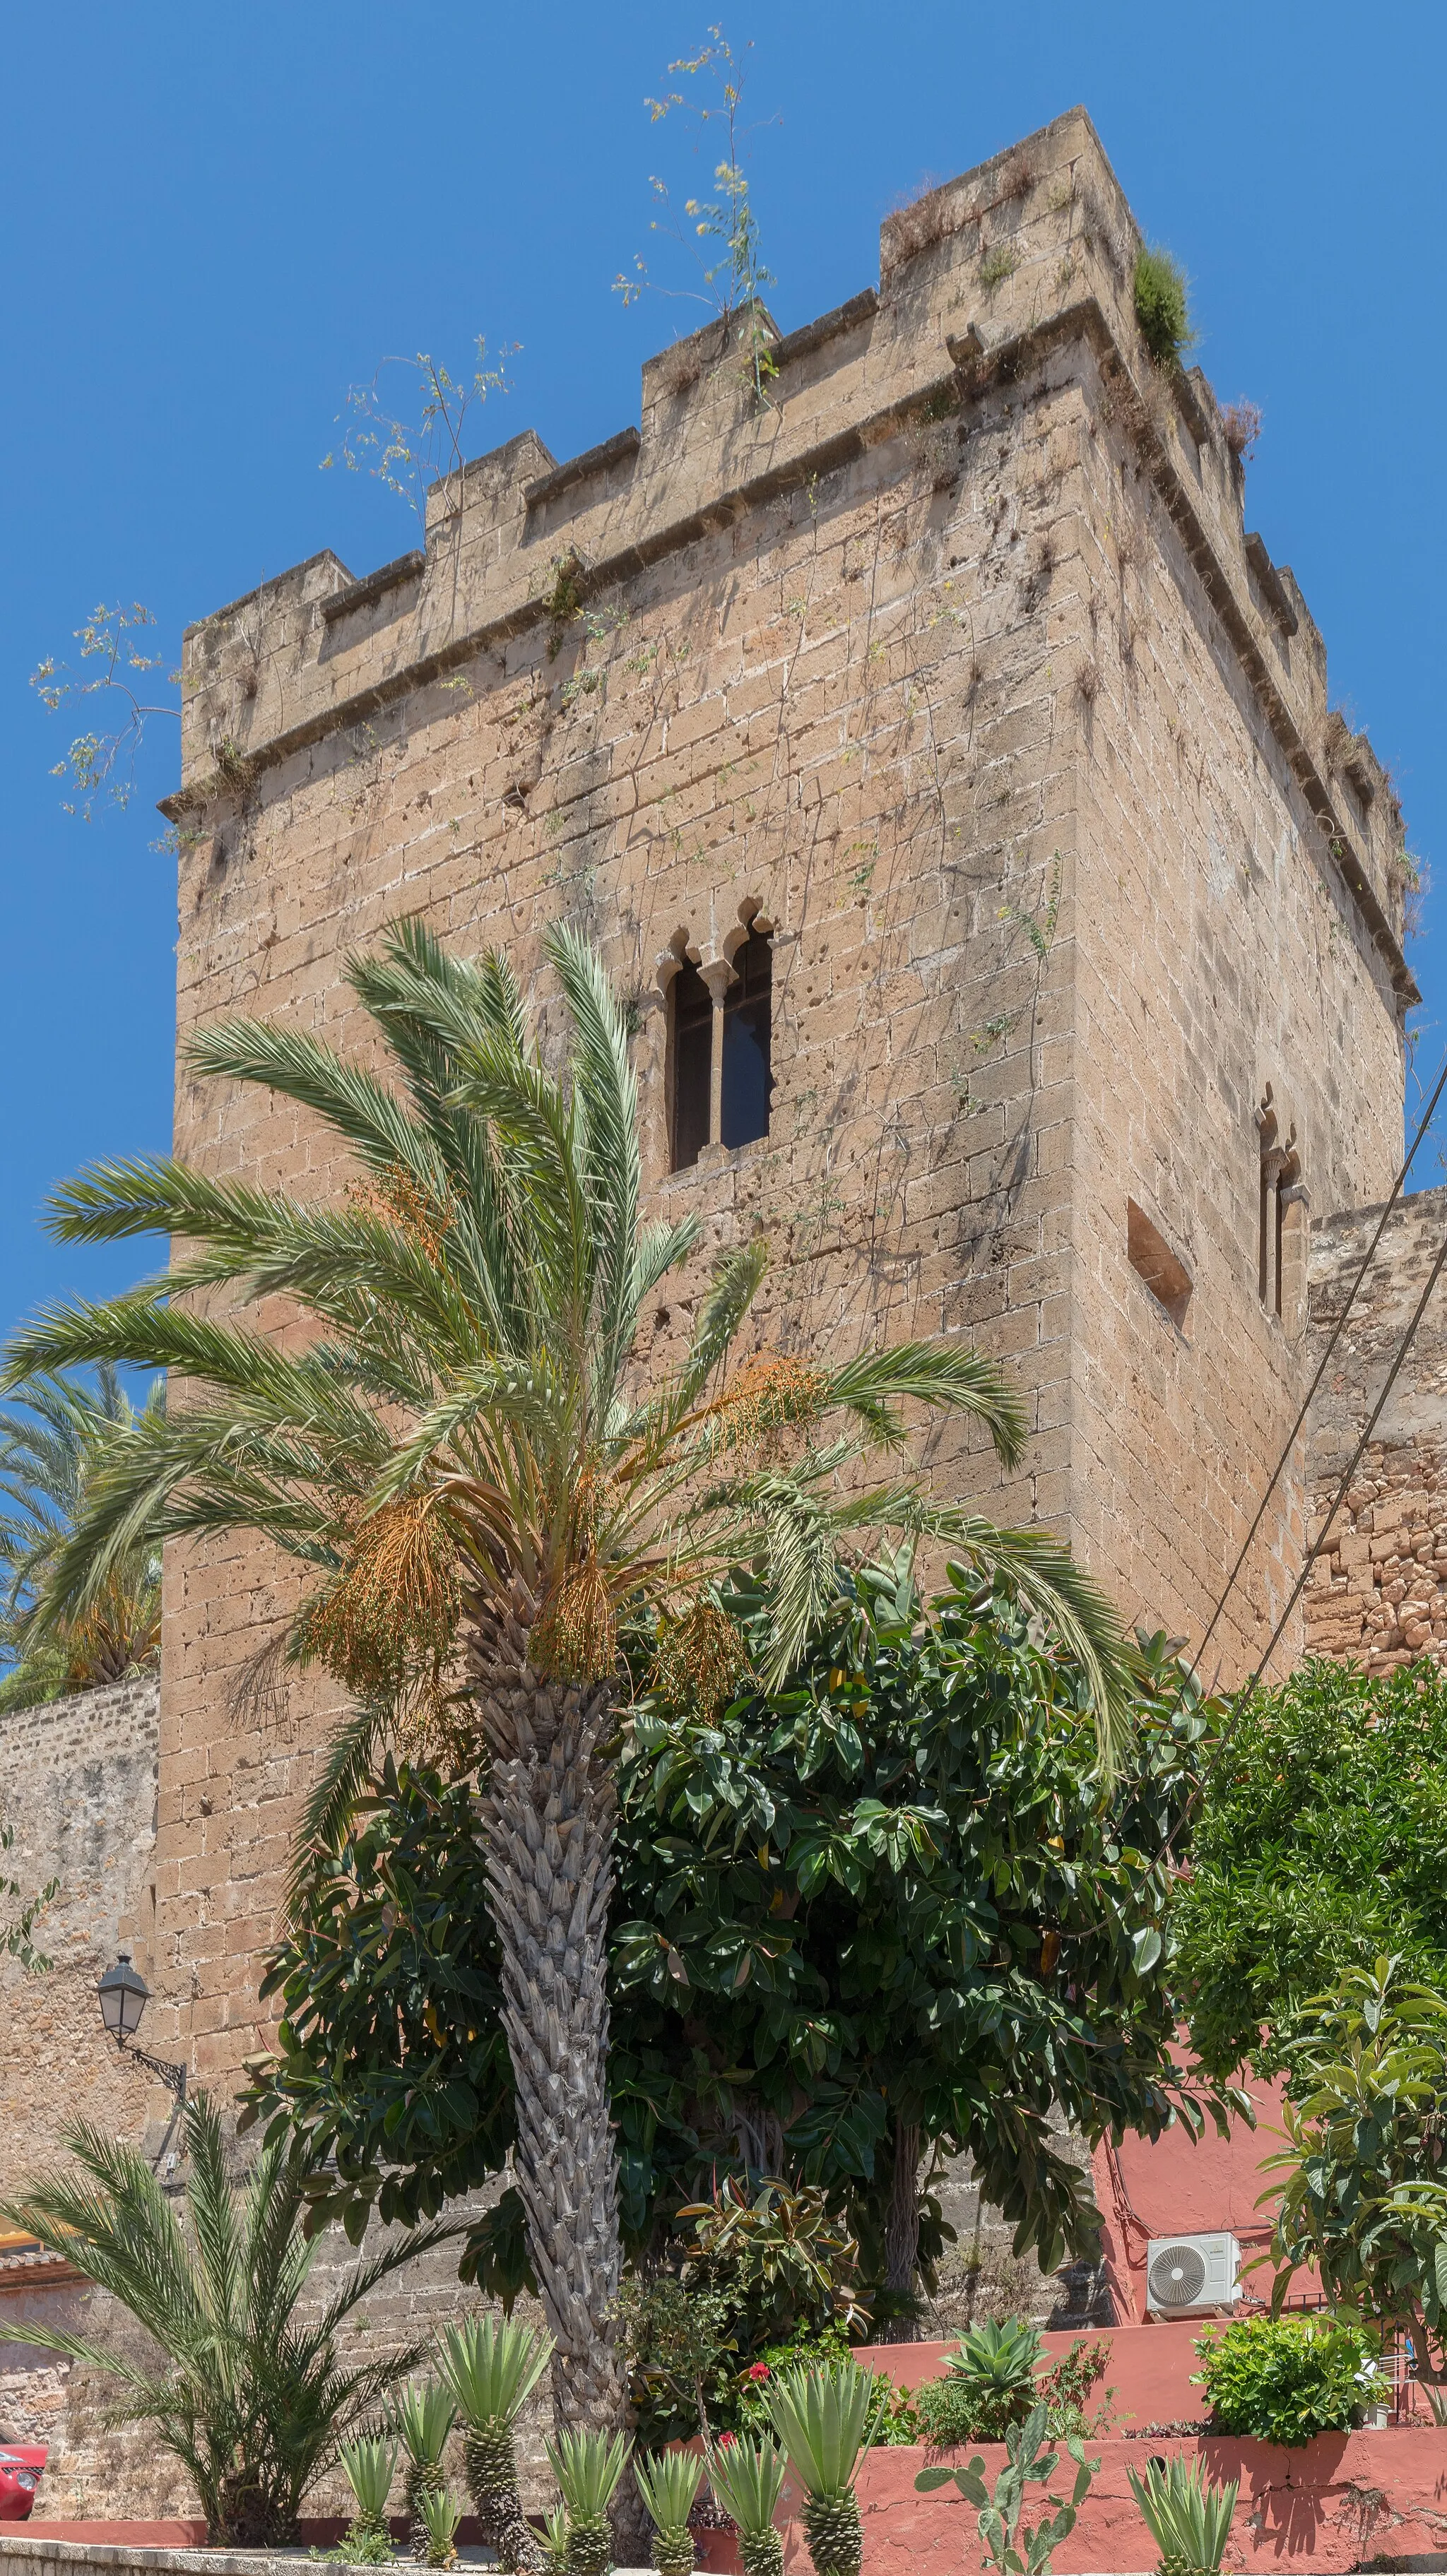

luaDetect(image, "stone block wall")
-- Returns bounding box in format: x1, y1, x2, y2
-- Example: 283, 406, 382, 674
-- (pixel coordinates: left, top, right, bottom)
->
151, 104, 1410, 2099
0, 1680, 161, 2504
1304, 1185, 1447, 1669
0, 1679, 160, 2198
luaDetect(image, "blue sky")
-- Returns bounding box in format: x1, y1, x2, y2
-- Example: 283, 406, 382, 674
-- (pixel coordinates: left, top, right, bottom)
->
2, 0, 1443, 1355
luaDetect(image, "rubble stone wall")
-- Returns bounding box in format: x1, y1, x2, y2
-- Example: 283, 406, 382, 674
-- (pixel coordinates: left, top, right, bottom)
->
1304, 1185, 1447, 1669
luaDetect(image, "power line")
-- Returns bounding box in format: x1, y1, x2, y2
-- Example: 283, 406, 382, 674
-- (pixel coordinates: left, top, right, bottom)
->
1250, 1214, 1447, 1687
1193, 1043, 1447, 1680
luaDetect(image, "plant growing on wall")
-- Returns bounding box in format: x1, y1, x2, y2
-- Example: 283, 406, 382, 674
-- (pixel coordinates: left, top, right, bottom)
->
5, 920, 1128, 2435
321, 340, 516, 523
613, 26, 779, 405
1191, 2313, 1385, 2447
1133, 246, 1193, 371
0, 2095, 446, 2546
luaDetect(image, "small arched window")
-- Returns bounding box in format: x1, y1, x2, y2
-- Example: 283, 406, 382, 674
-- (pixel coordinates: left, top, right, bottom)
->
669, 957, 713, 1173
721, 930, 772, 1150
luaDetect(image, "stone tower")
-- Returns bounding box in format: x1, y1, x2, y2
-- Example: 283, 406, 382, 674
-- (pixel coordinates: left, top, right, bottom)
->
153, 105, 1411, 2093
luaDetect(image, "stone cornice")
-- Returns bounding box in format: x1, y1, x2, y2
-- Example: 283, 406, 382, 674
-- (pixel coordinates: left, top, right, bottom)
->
160, 287, 1414, 1009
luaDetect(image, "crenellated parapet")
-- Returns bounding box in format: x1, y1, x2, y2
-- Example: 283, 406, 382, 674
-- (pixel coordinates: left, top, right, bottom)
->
165, 105, 1412, 1003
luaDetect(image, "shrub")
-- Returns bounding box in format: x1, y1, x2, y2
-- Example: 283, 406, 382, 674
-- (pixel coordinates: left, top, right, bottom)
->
1192, 2314, 1384, 2446
1133, 247, 1193, 371
873, 2334, 1111, 2450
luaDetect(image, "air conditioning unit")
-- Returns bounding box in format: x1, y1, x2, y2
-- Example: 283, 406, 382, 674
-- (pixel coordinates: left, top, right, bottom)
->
1145, 2232, 1240, 2316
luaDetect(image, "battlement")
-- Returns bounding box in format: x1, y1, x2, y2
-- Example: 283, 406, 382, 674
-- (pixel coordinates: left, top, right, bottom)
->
166, 105, 1411, 1001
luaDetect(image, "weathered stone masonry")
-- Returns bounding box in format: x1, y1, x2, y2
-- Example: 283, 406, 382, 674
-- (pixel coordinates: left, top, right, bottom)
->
0, 105, 1428, 2522
151, 103, 1410, 2104
1306, 1185, 1447, 1669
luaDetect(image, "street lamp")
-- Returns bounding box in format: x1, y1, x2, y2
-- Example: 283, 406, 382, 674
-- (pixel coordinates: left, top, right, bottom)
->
97, 1954, 187, 2102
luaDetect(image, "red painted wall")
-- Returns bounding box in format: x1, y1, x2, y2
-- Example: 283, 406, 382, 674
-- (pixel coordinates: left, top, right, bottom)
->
698, 2433, 1447, 2576
1089, 2065, 1309, 2323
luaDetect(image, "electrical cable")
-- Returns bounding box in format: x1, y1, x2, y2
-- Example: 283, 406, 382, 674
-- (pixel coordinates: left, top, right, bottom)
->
1193, 1043, 1447, 1679
1248, 1213, 1447, 1687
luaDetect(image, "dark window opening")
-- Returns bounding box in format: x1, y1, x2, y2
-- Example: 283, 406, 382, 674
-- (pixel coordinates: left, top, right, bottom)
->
1256, 1087, 1301, 1321
669, 959, 712, 1172
721, 931, 772, 1150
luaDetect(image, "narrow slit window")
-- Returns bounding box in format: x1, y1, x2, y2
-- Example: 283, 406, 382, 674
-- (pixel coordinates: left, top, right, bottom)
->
1256, 1088, 1301, 1319
721, 930, 772, 1149
669, 959, 713, 1172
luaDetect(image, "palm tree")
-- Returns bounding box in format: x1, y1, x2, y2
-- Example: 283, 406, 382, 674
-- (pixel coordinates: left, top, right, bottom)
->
4, 918, 1128, 2432
0, 2094, 449, 2544
0, 1363, 162, 1709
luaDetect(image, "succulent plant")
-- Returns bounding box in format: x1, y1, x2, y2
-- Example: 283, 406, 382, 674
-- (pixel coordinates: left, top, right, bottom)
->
707, 2435, 788, 2576
437, 2315, 553, 2572
764, 2362, 879, 2576
338, 2435, 398, 2561
1127, 2455, 1239, 2576
634, 2447, 704, 2576
545, 2428, 631, 2576
393, 2380, 457, 2560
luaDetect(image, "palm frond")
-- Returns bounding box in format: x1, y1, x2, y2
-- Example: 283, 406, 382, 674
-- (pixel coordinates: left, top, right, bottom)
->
824, 1340, 1027, 1466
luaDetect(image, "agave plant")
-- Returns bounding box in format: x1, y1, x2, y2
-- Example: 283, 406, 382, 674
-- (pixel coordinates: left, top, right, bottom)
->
541, 2503, 572, 2576
941, 2317, 1044, 2439
547, 2428, 631, 2576
764, 2362, 879, 2576
339, 2436, 398, 2558
6, 921, 1128, 2422
634, 2448, 704, 2576
437, 2314, 551, 2570
415, 2483, 464, 2571
0, 2094, 442, 2545
394, 2380, 457, 2557
706, 2435, 787, 2576
1127, 2455, 1239, 2576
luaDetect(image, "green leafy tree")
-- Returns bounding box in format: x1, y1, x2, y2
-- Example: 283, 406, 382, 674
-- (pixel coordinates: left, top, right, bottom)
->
5, 920, 1123, 2433
1263, 1957, 1447, 2405
0, 1364, 163, 1709
249, 1567, 1235, 2357
614, 1569, 1243, 2286
0, 2095, 446, 2544
1171, 1659, 1447, 2080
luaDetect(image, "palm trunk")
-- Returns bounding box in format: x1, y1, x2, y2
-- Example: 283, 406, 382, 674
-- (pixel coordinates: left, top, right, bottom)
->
878, 2122, 922, 2342
468, 1600, 628, 2435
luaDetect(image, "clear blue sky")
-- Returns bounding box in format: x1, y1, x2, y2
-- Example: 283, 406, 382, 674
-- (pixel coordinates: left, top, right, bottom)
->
3, 1, 1443, 1354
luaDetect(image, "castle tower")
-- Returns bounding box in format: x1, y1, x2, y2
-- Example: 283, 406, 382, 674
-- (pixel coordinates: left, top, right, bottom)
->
155, 107, 1410, 2092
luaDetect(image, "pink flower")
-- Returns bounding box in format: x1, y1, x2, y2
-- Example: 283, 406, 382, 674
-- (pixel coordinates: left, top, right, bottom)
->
719, 2433, 738, 2447
748, 2363, 771, 2381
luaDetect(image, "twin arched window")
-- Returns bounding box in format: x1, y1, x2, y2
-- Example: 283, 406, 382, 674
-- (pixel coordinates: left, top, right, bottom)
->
668, 929, 774, 1171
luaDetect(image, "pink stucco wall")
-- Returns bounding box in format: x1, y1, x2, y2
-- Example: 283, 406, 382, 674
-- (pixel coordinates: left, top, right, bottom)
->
855, 2322, 1209, 2426
699, 2432, 1447, 2576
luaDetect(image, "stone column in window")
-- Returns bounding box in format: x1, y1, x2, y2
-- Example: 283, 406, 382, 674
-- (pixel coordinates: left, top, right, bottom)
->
1279, 1177, 1311, 1339
700, 957, 734, 1153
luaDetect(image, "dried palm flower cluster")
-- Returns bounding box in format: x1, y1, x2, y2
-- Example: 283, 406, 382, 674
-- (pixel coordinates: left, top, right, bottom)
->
702, 1355, 828, 1461
300, 1495, 461, 1699
650, 1598, 753, 1714
530, 1560, 618, 1685
350, 1161, 456, 1263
